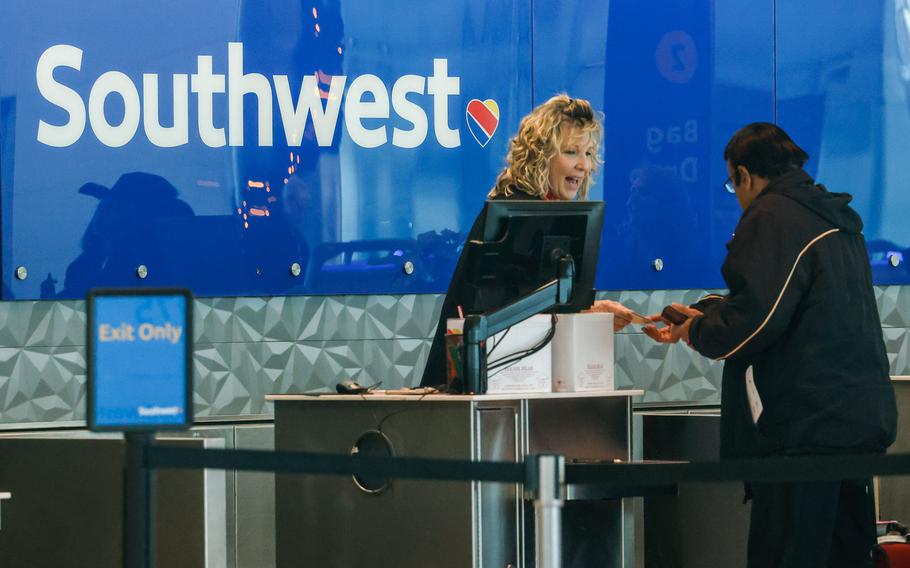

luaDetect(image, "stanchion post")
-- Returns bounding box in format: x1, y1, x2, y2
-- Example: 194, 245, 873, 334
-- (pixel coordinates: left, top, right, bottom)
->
123, 432, 155, 568
532, 454, 565, 568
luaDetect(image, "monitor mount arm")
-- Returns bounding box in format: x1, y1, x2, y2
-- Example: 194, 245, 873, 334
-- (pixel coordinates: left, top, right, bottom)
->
462, 255, 575, 394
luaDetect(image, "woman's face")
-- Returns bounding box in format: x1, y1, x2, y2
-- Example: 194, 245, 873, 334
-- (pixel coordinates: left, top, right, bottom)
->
547, 127, 595, 200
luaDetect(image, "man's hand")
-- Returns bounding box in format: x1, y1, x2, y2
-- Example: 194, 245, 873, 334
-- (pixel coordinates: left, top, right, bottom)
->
586, 299, 634, 331
643, 303, 703, 346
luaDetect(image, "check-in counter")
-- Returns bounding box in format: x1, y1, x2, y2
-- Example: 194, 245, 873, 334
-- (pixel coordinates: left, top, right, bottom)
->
638, 408, 750, 568
0, 427, 264, 568
878, 377, 910, 522
269, 390, 642, 568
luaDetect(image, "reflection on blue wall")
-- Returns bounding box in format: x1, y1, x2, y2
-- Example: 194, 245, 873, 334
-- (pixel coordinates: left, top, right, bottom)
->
777, 0, 910, 284
535, 0, 772, 290
0, 0, 907, 298
599, 1, 716, 290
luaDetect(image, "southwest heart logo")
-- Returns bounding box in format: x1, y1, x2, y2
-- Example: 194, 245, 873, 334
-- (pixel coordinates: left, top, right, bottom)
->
465, 98, 500, 147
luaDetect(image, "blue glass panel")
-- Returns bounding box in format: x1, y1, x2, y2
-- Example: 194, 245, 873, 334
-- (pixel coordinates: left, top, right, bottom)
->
534, 0, 774, 291
777, 0, 910, 284
0, 0, 532, 299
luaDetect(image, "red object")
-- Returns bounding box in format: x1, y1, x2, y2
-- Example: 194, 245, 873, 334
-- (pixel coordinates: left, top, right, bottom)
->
874, 541, 910, 567
466, 100, 498, 137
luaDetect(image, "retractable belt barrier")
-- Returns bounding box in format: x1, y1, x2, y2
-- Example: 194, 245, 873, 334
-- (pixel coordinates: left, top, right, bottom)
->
565, 452, 910, 487
147, 445, 527, 485
138, 445, 910, 568
144, 445, 562, 568
147, 446, 910, 488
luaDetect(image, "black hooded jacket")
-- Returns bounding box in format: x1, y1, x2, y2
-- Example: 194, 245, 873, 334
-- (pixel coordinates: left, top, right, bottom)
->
688, 169, 897, 458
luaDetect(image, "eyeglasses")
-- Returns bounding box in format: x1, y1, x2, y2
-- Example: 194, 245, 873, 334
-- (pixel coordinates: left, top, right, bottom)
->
724, 177, 736, 194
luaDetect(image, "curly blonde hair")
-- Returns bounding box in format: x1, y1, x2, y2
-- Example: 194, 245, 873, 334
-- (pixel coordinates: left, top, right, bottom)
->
490, 94, 604, 200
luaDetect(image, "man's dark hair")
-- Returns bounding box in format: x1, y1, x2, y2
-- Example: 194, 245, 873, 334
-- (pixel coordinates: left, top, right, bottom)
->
724, 122, 809, 184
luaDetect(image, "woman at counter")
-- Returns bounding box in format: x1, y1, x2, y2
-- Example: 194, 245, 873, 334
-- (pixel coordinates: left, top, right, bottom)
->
420, 94, 635, 387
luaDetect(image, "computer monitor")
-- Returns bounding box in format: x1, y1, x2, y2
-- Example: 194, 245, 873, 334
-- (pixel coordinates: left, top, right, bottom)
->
87, 288, 193, 431
463, 200, 605, 315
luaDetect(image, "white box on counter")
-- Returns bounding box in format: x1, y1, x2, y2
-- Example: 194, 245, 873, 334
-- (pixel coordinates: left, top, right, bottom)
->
447, 314, 553, 394
487, 314, 552, 393
551, 312, 614, 392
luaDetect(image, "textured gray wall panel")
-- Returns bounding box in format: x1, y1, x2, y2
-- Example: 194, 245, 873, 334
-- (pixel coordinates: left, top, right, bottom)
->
0, 286, 906, 427
877, 286, 910, 329
194, 338, 430, 418
614, 334, 722, 403
0, 346, 85, 422
194, 295, 442, 344
884, 327, 910, 376
602, 289, 725, 404
0, 300, 84, 348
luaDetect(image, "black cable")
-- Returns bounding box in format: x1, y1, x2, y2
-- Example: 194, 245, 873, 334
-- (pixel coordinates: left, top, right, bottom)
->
374, 387, 436, 432
486, 326, 511, 358
489, 319, 555, 370
491, 314, 556, 367
376, 408, 410, 432
487, 315, 557, 376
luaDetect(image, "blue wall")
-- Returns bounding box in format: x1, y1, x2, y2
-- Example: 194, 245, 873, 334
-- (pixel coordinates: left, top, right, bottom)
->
0, 0, 907, 299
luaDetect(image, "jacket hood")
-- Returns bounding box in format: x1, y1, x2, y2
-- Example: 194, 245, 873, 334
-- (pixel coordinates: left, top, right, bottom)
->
759, 169, 863, 234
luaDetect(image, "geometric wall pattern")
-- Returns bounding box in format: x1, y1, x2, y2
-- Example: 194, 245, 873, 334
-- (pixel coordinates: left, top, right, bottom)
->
0, 286, 909, 428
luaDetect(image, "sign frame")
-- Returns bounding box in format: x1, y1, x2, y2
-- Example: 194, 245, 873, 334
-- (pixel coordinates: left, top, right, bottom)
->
86, 287, 194, 432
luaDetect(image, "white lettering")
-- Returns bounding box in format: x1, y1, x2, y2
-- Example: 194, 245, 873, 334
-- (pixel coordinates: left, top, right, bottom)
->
681, 156, 698, 182
191, 55, 226, 148
628, 158, 699, 184
137, 322, 183, 344
646, 128, 663, 153
36, 44, 470, 150
646, 119, 699, 153
391, 75, 428, 148
36, 44, 86, 147
345, 74, 389, 148
274, 73, 346, 146
427, 58, 460, 148
97, 322, 135, 341
88, 71, 141, 147
685, 119, 698, 142
138, 405, 181, 417
228, 42, 272, 146
143, 73, 189, 147
138, 323, 156, 341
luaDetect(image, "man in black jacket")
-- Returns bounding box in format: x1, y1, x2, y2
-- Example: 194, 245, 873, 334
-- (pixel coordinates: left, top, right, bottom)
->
646, 123, 897, 567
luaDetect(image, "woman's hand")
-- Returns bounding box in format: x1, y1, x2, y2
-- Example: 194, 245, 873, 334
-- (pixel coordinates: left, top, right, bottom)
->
586, 299, 635, 331
642, 303, 703, 346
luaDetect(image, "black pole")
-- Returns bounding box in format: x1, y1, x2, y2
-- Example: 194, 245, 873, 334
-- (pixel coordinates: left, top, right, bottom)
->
464, 314, 487, 394
123, 432, 155, 568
